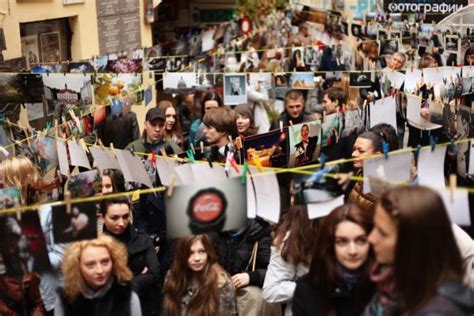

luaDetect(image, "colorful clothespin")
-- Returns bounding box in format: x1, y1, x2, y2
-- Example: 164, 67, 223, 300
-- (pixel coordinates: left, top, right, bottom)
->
167, 175, 176, 197
415, 144, 422, 157
186, 149, 196, 163
190, 143, 196, 155
320, 153, 328, 169
253, 155, 263, 171
235, 136, 243, 150
382, 141, 389, 160
430, 135, 437, 152
46, 121, 52, 134
241, 162, 249, 184
150, 149, 157, 167
64, 190, 72, 214
449, 174, 457, 203
308, 166, 332, 183
448, 139, 456, 155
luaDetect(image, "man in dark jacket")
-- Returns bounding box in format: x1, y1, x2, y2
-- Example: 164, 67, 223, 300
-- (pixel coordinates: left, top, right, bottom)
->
208, 218, 272, 289
270, 89, 314, 130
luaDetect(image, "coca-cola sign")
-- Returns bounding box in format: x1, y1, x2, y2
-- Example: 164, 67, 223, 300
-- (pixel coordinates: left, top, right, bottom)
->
191, 193, 224, 222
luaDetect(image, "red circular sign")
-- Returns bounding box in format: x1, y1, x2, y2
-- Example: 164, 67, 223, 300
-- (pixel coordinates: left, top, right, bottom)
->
191, 192, 224, 222
241, 17, 252, 35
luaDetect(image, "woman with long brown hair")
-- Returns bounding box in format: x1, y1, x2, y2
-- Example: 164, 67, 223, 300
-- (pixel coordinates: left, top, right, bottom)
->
163, 235, 237, 316
293, 204, 375, 315
157, 100, 184, 149
366, 186, 473, 315
262, 205, 319, 315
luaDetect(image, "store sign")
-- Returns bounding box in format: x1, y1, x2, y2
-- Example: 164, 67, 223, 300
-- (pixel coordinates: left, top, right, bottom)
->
200, 9, 235, 23
384, 0, 467, 22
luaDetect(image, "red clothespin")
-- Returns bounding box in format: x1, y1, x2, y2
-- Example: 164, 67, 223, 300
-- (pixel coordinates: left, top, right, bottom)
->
150, 149, 157, 167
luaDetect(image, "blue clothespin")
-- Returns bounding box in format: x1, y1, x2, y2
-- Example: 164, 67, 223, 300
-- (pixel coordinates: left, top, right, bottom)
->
415, 144, 422, 157
383, 141, 389, 160
308, 166, 332, 183
430, 135, 437, 152
186, 149, 195, 163
320, 153, 328, 169
0, 114, 5, 127
449, 139, 456, 155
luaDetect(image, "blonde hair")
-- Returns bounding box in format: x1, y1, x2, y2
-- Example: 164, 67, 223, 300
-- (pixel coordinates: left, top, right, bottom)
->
61, 234, 133, 302
0, 156, 39, 188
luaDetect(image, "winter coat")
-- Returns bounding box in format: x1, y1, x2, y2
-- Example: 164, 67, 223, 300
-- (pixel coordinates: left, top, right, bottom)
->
452, 224, 474, 289
104, 226, 160, 316
346, 170, 377, 215
293, 274, 373, 316
0, 273, 45, 316
262, 236, 309, 316
411, 280, 474, 316
56, 279, 141, 316
209, 219, 272, 287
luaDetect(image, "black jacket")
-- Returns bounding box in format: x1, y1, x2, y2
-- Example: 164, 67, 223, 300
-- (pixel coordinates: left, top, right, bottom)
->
58, 280, 133, 316
104, 226, 160, 315
209, 219, 272, 287
293, 274, 375, 316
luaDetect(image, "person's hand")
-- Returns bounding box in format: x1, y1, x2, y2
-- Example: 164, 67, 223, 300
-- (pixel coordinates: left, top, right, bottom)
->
337, 172, 353, 191
155, 246, 160, 254
231, 273, 250, 289
420, 107, 430, 119
141, 266, 148, 274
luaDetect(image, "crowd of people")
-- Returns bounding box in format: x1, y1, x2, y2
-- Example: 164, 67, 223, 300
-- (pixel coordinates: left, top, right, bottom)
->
0, 6, 474, 316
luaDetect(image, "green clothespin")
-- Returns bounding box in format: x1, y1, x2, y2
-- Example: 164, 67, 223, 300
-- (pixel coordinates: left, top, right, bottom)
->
186, 149, 195, 163
46, 122, 52, 134
241, 162, 249, 184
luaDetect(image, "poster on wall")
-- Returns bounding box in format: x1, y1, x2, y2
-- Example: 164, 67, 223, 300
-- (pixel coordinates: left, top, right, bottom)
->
383, 0, 467, 22
40, 32, 61, 63
21, 35, 40, 67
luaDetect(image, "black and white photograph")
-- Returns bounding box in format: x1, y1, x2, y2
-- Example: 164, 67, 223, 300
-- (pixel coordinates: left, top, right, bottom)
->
163, 72, 199, 92
380, 38, 400, 56
288, 121, 322, 167
339, 21, 349, 36
351, 23, 363, 38
304, 45, 321, 66
52, 201, 98, 243
248, 73, 272, 91
445, 35, 459, 53
349, 71, 373, 88
224, 74, 247, 105
0, 212, 51, 275
165, 177, 247, 238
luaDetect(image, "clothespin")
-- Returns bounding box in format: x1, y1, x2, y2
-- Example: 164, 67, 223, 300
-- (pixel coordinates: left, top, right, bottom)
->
14, 198, 21, 221
308, 166, 332, 183
430, 135, 437, 152
97, 138, 105, 149
167, 175, 176, 197
110, 142, 115, 153
448, 138, 456, 155
289, 120, 294, 127
0, 146, 9, 157
160, 147, 167, 157
320, 153, 328, 169
279, 120, 283, 132
64, 190, 72, 214
228, 153, 240, 173
449, 174, 457, 203
190, 143, 196, 155
415, 144, 422, 157
45, 121, 52, 135
79, 138, 90, 153
131, 190, 140, 201
200, 141, 204, 154
186, 149, 195, 163
252, 155, 263, 171
150, 149, 157, 167
240, 162, 249, 184
383, 141, 389, 160
235, 136, 242, 150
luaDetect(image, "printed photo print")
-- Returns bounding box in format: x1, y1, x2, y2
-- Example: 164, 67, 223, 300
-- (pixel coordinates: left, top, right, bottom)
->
288, 121, 322, 167
52, 201, 98, 243
244, 129, 289, 168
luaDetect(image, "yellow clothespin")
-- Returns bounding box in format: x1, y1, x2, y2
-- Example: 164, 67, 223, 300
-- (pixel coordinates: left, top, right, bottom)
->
235, 136, 242, 151
253, 155, 263, 172
79, 138, 89, 153
167, 175, 176, 197
131, 190, 140, 201
449, 174, 457, 203
14, 198, 21, 221
64, 190, 72, 214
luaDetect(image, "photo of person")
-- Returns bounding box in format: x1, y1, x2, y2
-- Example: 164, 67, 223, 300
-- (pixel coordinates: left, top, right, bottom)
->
224, 74, 247, 105
349, 72, 373, 88
244, 129, 289, 168
0, 187, 22, 210
52, 201, 98, 243
289, 47, 306, 71
380, 38, 400, 56
289, 122, 322, 167
273, 73, 289, 88
0, 212, 51, 276
445, 35, 459, 53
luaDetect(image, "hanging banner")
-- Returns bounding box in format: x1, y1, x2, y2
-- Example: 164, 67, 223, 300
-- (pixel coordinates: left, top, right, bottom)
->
384, 0, 467, 22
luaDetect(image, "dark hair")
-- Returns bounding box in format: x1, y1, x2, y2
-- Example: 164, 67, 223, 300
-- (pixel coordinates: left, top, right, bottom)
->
464, 46, 474, 66
102, 169, 126, 193
284, 89, 304, 104
100, 196, 131, 216
378, 186, 464, 311
202, 92, 224, 117
203, 107, 237, 137
418, 53, 438, 69
309, 204, 375, 315
370, 123, 399, 151
357, 131, 384, 153
324, 87, 347, 107
274, 205, 319, 266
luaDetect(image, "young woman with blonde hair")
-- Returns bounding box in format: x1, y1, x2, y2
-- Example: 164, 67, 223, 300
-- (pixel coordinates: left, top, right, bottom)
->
163, 234, 237, 316
55, 235, 142, 316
